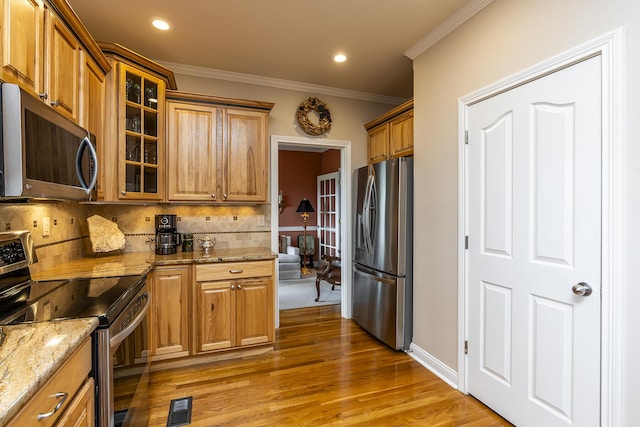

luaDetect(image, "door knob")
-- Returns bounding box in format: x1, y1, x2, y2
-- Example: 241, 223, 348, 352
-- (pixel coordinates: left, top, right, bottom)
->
572, 282, 592, 296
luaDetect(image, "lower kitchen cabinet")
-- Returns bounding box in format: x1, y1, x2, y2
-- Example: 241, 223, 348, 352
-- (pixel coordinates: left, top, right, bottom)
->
193, 280, 235, 351
7, 338, 93, 427
149, 265, 190, 360
54, 378, 94, 427
193, 261, 274, 354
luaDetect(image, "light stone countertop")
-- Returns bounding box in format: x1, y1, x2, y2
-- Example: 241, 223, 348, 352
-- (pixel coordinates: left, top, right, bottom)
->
0, 318, 98, 426
31, 247, 277, 281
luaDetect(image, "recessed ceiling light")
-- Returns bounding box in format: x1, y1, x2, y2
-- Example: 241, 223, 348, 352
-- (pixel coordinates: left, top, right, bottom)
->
151, 18, 171, 31
333, 54, 347, 63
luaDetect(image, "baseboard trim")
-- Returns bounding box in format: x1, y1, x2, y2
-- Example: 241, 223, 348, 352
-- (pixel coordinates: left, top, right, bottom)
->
408, 342, 459, 390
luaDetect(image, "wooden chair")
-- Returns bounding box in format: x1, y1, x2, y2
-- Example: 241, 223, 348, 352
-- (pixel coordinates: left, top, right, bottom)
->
315, 254, 341, 302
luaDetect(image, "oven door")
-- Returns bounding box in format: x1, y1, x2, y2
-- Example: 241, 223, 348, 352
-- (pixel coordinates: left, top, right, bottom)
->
96, 284, 150, 427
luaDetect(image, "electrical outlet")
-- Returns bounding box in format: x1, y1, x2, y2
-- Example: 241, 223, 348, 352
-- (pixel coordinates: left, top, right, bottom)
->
42, 217, 50, 237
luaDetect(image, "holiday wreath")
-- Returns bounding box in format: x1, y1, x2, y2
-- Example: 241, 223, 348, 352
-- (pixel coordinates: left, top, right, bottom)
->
297, 97, 332, 136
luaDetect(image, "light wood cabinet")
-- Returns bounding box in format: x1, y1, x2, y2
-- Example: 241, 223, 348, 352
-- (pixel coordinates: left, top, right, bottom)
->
224, 108, 270, 202
79, 51, 106, 199
149, 265, 190, 360
165, 91, 274, 203
0, 0, 109, 125
44, 9, 79, 121
365, 99, 414, 164
0, 0, 45, 94
367, 123, 389, 164
99, 42, 176, 202
193, 280, 234, 351
193, 260, 274, 354
54, 378, 94, 427
7, 338, 93, 427
166, 100, 220, 201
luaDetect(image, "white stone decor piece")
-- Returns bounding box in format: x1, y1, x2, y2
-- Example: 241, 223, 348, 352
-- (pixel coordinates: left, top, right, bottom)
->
86, 215, 126, 253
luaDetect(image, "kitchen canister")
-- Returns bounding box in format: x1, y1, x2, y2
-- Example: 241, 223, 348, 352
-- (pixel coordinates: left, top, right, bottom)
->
182, 234, 193, 252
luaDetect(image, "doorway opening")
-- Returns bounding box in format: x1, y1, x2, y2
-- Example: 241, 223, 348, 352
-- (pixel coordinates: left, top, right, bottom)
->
270, 135, 352, 327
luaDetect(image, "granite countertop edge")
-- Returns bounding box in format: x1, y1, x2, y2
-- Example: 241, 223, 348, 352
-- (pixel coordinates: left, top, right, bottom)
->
32, 247, 278, 281
0, 317, 98, 426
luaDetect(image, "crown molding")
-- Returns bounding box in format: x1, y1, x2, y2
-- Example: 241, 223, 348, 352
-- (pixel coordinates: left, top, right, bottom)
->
156, 60, 407, 106
404, 0, 494, 60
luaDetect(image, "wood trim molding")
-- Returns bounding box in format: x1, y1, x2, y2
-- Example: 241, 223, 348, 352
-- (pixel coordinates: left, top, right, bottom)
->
165, 90, 274, 111
364, 99, 413, 130
98, 41, 177, 89
47, 0, 111, 74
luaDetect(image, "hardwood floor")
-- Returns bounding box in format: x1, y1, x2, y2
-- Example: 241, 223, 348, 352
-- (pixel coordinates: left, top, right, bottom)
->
148, 305, 512, 426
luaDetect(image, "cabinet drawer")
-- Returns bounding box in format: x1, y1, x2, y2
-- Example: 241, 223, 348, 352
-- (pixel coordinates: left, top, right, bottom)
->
8, 338, 92, 427
195, 260, 273, 282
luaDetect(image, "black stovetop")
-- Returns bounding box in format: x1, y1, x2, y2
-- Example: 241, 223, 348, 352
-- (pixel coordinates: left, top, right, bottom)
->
0, 274, 146, 327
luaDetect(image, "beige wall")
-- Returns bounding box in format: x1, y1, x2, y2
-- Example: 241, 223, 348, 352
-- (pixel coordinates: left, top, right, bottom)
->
412, 0, 640, 424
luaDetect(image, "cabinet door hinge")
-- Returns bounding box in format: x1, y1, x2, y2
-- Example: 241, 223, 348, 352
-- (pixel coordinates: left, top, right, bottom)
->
465, 130, 469, 145
465, 235, 469, 250
465, 340, 469, 355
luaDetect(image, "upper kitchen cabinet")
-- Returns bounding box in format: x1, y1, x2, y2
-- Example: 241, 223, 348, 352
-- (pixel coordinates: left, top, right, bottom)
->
0, 0, 44, 94
80, 52, 106, 199
99, 42, 177, 202
365, 99, 413, 164
166, 91, 274, 203
44, 9, 79, 120
0, 0, 110, 123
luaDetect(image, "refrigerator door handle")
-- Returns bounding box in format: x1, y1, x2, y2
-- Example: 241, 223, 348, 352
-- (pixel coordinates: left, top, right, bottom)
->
353, 264, 396, 286
362, 174, 376, 256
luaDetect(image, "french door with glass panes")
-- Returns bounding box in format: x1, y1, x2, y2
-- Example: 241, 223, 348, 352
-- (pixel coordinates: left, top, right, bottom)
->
317, 172, 340, 257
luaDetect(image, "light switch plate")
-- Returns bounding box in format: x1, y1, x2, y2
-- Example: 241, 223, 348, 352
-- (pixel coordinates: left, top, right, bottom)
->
42, 217, 50, 237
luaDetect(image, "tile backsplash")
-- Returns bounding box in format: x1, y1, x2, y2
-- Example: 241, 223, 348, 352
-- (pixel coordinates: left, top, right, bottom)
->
88, 204, 271, 252
0, 202, 272, 273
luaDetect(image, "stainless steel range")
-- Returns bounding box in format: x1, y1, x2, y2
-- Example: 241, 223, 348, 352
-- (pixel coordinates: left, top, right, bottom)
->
0, 231, 150, 427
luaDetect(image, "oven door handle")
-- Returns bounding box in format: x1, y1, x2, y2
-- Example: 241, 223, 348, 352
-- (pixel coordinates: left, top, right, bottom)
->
109, 291, 151, 349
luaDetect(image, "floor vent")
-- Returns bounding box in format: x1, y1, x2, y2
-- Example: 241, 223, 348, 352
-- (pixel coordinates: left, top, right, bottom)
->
167, 396, 192, 427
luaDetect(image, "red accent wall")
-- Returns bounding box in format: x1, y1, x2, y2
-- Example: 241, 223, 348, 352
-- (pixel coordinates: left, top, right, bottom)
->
278, 149, 340, 261
322, 149, 340, 174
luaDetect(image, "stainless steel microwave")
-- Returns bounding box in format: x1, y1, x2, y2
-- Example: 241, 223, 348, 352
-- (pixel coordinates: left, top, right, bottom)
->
0, 83, 97, 200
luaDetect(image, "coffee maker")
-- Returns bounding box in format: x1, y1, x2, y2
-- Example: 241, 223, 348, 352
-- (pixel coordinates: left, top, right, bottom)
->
155, 214, 181, 255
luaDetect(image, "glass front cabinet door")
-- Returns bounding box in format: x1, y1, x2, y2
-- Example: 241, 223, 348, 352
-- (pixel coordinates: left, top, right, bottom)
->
119, 63, 165, 200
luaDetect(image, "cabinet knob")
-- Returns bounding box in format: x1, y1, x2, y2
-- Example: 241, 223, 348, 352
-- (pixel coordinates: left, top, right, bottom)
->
38, 92, 48, 100
231, 284, 236, 290
237, 284, 242, 290
223, 193, 228, 200
121, 190, 127, 195
211, 193, 216, 199
50, 100, 59, 107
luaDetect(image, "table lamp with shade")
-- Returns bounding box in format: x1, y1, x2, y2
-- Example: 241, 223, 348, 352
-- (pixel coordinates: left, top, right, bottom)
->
296, 198, 315, 274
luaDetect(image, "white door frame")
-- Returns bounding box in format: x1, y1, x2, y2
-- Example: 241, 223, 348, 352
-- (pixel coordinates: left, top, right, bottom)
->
458, 29, 624, 426
270, 135, 352, 327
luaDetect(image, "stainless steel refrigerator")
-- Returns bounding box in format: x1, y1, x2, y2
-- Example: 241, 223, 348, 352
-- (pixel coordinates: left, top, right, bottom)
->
352, 157, 413, 350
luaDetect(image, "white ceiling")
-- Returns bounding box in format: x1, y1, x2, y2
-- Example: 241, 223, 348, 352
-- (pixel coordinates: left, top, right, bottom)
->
66, 0, 475, 101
